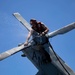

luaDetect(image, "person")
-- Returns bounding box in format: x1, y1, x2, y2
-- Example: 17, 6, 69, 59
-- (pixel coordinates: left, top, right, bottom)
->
24, 19, 49, 46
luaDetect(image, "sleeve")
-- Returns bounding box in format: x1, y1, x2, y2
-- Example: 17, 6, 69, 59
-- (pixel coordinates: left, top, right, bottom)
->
41, 23, 48, 30
38, 21, 49, 31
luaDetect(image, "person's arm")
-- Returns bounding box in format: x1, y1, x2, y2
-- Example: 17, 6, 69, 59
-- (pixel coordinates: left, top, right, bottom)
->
24, 29, 33, 46
38, 22, 49, 35
43, 25, 49, 34
41, 26, 49, 35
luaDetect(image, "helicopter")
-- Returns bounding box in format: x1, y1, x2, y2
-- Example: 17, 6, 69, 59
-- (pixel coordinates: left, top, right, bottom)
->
0, 12, 75, 75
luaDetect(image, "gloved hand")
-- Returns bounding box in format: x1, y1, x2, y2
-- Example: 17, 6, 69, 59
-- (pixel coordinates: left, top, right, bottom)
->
40, 32, 45, 36
24, 41, 28, 46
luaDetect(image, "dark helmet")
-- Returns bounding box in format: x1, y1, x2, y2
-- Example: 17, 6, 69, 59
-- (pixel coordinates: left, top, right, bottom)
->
30, 19, 37, 25
30, 19, 37, 22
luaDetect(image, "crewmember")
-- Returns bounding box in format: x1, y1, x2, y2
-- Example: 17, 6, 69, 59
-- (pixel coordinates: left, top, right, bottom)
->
24, 19, 49, 46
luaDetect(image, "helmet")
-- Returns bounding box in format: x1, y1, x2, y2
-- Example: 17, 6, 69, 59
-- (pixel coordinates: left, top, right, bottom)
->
30, 19, 37, 22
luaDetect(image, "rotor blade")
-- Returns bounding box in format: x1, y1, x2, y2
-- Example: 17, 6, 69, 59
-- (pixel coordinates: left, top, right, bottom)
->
13, 12, 31, 31
0, 45, 25, 61
47, 22, 75, 38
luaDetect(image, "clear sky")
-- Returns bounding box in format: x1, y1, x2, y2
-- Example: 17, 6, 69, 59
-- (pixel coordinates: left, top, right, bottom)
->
0, 0, 75, 75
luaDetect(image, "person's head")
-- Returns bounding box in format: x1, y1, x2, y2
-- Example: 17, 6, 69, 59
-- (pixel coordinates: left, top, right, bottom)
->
30, 19, 37, 26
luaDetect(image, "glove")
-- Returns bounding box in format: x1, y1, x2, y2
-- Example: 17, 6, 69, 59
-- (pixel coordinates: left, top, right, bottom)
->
40, 32, 45, 36
24, 41, 28, 46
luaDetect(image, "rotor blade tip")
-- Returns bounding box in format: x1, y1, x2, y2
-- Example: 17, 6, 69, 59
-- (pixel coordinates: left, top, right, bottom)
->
13, 12, 20, 15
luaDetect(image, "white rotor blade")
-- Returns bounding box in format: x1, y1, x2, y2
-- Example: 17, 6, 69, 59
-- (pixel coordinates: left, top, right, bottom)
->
47, 22, 75, 38
13, 12, 31, 31
0, 45, 24, 61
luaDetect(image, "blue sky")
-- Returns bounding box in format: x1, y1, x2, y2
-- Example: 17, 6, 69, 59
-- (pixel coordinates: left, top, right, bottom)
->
0, 0, 75, 75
